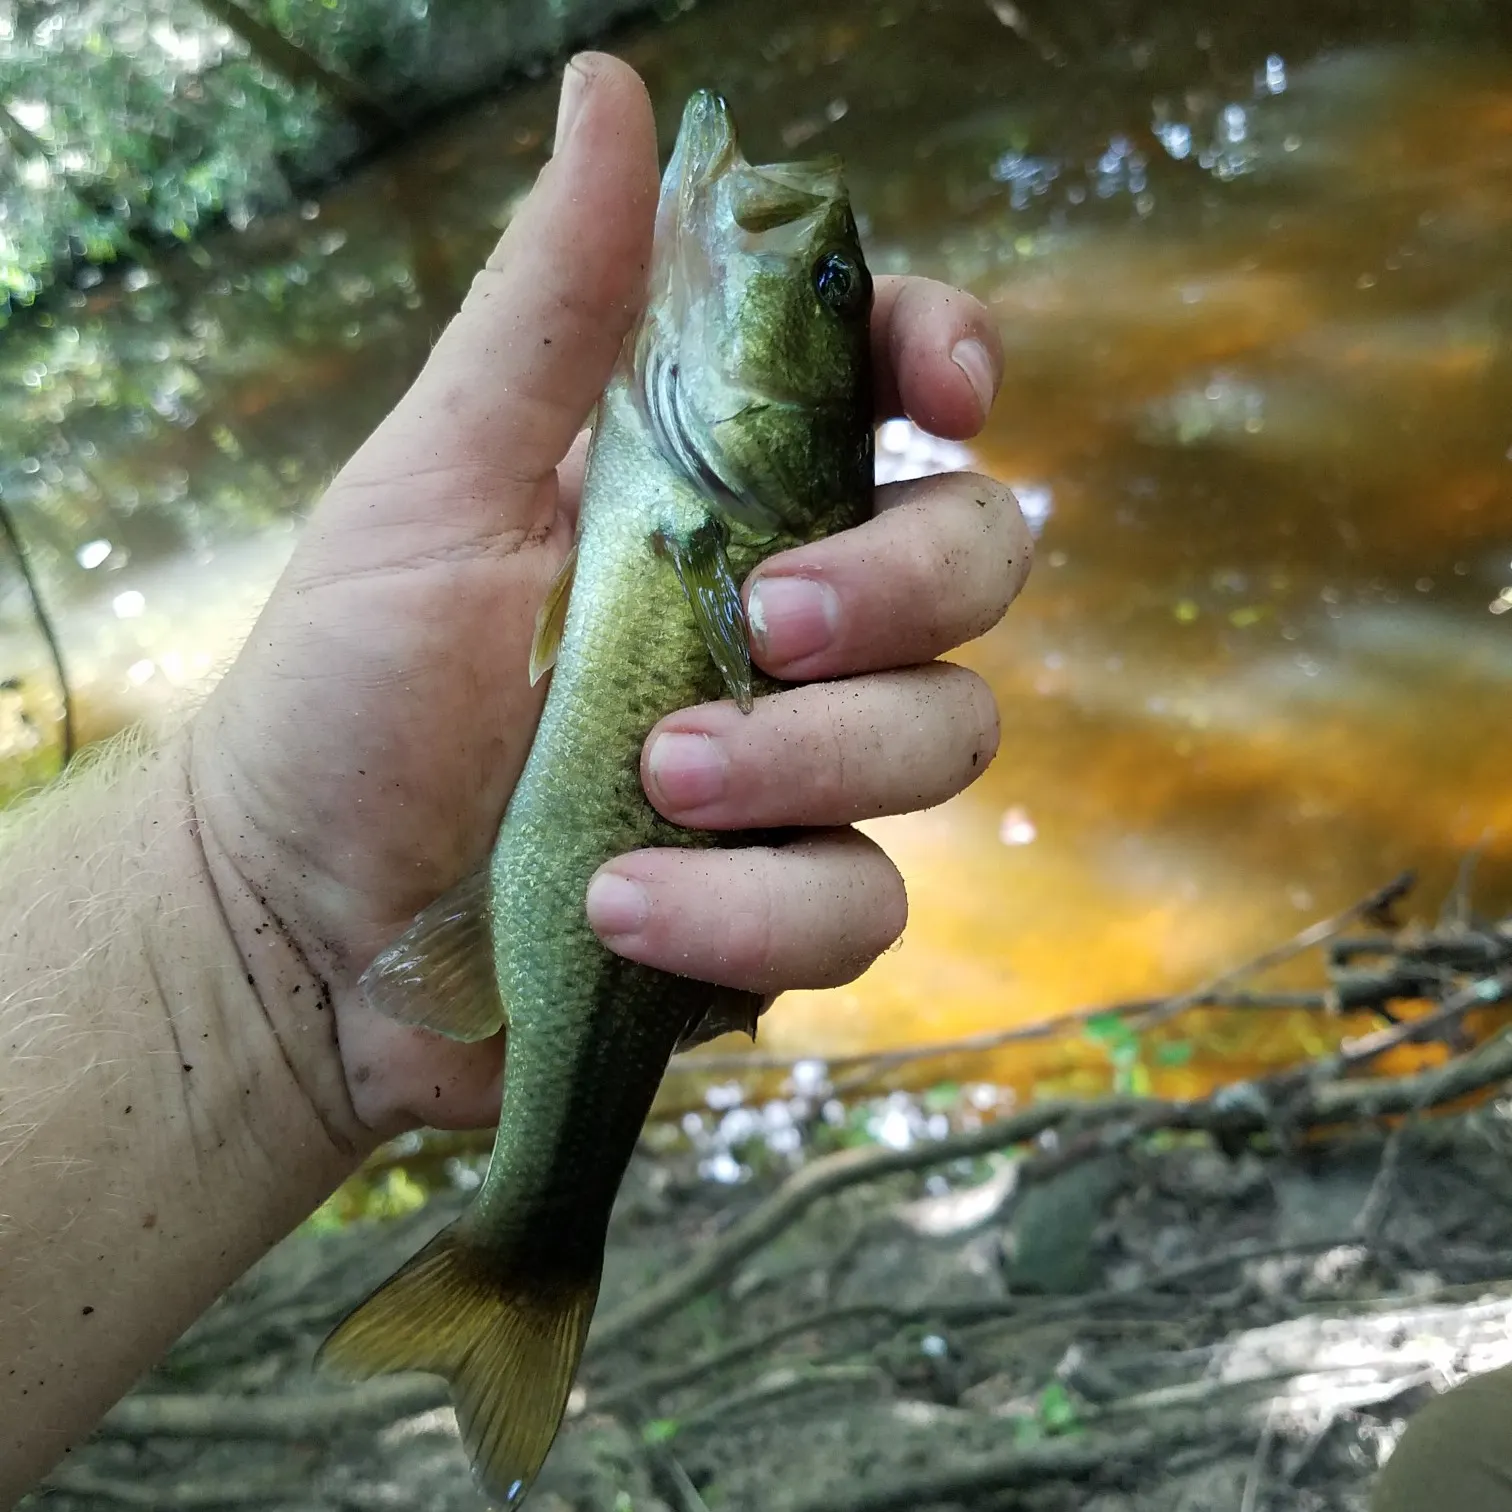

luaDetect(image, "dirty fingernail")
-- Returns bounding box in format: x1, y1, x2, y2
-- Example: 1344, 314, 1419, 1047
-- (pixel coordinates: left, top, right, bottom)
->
747, 576, 841, 665
950, 337, 996, 419
586, 871, 650, 938
554, 57, 590, 154
648, 732, 727, 812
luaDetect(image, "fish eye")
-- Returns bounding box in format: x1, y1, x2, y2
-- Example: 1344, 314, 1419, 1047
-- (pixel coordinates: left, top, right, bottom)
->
813, 251, 863, 315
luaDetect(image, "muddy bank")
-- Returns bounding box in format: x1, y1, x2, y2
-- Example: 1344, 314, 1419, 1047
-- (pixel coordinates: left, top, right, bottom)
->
28, 1088, 1512, 1512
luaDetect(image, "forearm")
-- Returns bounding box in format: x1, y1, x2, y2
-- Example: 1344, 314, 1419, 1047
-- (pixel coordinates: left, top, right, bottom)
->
0, 732, 363, 1502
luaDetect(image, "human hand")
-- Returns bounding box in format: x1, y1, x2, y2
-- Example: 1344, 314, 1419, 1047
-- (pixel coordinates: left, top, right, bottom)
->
189, 53, 1031, 1146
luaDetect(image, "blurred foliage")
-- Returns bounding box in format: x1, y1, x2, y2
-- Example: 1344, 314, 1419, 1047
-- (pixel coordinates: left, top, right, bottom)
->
303, 1163, 433, 1231
0, 0, 334, 311
0, 0, 669, 314
0, 0, 672, 636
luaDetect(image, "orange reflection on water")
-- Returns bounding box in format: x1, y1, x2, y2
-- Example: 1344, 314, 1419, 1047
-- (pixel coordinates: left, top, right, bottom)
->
5, 7, 1511, 1109
738, 45, 1512, 1099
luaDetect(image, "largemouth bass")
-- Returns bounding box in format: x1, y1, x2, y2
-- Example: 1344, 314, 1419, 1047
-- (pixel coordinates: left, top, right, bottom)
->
319, 89, 874, 1506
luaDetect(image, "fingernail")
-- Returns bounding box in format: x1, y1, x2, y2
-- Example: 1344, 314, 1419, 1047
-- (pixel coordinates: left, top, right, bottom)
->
747, 576, 841, 664
950, 337, 996, 420
585, 871, 649, 938
554, 57, 590, 154
648, 732, 727, 812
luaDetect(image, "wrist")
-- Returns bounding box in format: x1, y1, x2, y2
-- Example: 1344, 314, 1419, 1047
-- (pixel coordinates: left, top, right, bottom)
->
184, 713, 376, 1157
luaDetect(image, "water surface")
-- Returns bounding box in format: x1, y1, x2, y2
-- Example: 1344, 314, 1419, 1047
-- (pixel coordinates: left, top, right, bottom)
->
4, 0, 1511, 1097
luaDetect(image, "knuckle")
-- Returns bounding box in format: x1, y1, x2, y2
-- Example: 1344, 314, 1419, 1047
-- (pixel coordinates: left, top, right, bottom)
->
962, 478, 1033, 638
818, 836, 907, 987
957, 668, 1001, 774
812, 690, 862, 811
900, 664, 998, 800
766, 686, 863, 820
880, 476, 1030, 650
891, 508, 960, 642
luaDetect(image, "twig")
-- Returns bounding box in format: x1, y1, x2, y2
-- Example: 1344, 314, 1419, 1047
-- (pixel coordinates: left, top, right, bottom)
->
1331, 971, 1512, 1072
1441, 837, 1493, 930
822, 993, 1328, 1097
603, 1023, 1512, 1357
42, 1469, 308, 1506
595, 1238, 1356, 1415
0, 498, 73, 767
194, 0, 397, 137
1240, 1398, 1278, 1512
97, 1375, 445, 1441
1137, 871, 1416, 1031
589, 1302, 895, 1412
1353, 1018, 1512, 1242
676, 873, 1418, 1081
588, 1100, 1087, 1353
671, 1363, 886, 1439
642, 1444, 713, 1512
676, 992, 1328, 1080
790, 1410, 1258, 1512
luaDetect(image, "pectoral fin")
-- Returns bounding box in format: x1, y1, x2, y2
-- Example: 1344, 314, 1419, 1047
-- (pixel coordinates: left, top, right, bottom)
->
659, 520, 753, 712
528, 544, 577, 685
359, 868, 505, 1043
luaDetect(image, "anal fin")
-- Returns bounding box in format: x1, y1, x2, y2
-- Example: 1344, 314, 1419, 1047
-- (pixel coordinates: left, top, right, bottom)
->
360, 868, 505, 1042
677, 986, 766, 1052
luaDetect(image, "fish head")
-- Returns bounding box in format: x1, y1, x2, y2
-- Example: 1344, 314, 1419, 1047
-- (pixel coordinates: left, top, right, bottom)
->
636, 90, 874, 537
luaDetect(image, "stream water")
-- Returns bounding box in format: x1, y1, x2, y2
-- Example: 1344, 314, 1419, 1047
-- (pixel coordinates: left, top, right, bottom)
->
4, 0, 1511, 1098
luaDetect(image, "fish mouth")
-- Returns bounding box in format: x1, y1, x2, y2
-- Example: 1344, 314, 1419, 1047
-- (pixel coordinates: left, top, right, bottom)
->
661, 91, 845, 250
669, 90, 739, 203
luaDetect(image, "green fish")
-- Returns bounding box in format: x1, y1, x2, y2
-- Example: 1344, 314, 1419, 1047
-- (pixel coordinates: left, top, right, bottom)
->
319, 89, 874, 1506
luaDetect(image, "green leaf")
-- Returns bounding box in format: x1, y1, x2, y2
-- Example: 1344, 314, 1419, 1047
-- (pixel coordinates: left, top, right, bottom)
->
922, 1081, 961, 1113
1037, 1380, 1080, 1434
1084, 1013, 1138, 1056
1154, 1040, 1195, 1067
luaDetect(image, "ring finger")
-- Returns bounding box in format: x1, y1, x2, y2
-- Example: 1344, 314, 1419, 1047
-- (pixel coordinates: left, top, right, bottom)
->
642, 664, 998, 830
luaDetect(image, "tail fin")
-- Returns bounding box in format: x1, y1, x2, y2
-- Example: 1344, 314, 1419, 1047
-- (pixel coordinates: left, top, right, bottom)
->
319, 1226, 599, 1508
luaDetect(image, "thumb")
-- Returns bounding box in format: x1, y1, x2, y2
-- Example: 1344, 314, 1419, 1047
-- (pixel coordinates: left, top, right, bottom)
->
316, 54, 659, 553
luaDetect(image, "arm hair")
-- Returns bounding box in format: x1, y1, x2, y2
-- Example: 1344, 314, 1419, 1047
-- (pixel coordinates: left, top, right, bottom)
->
0, 726, 358, 1503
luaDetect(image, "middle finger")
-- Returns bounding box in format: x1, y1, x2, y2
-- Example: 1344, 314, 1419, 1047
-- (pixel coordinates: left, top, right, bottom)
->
744, 472, 1031, 682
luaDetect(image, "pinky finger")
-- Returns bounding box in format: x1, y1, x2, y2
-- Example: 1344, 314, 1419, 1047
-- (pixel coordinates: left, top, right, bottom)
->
586, 829, 907, 993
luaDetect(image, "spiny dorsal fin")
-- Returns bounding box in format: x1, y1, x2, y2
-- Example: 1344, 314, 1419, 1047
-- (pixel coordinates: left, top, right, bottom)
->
529, 543, 578, 686
319, 1226, 598, 1508
659, 520, 753, 713
359, 868, 505, 1043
